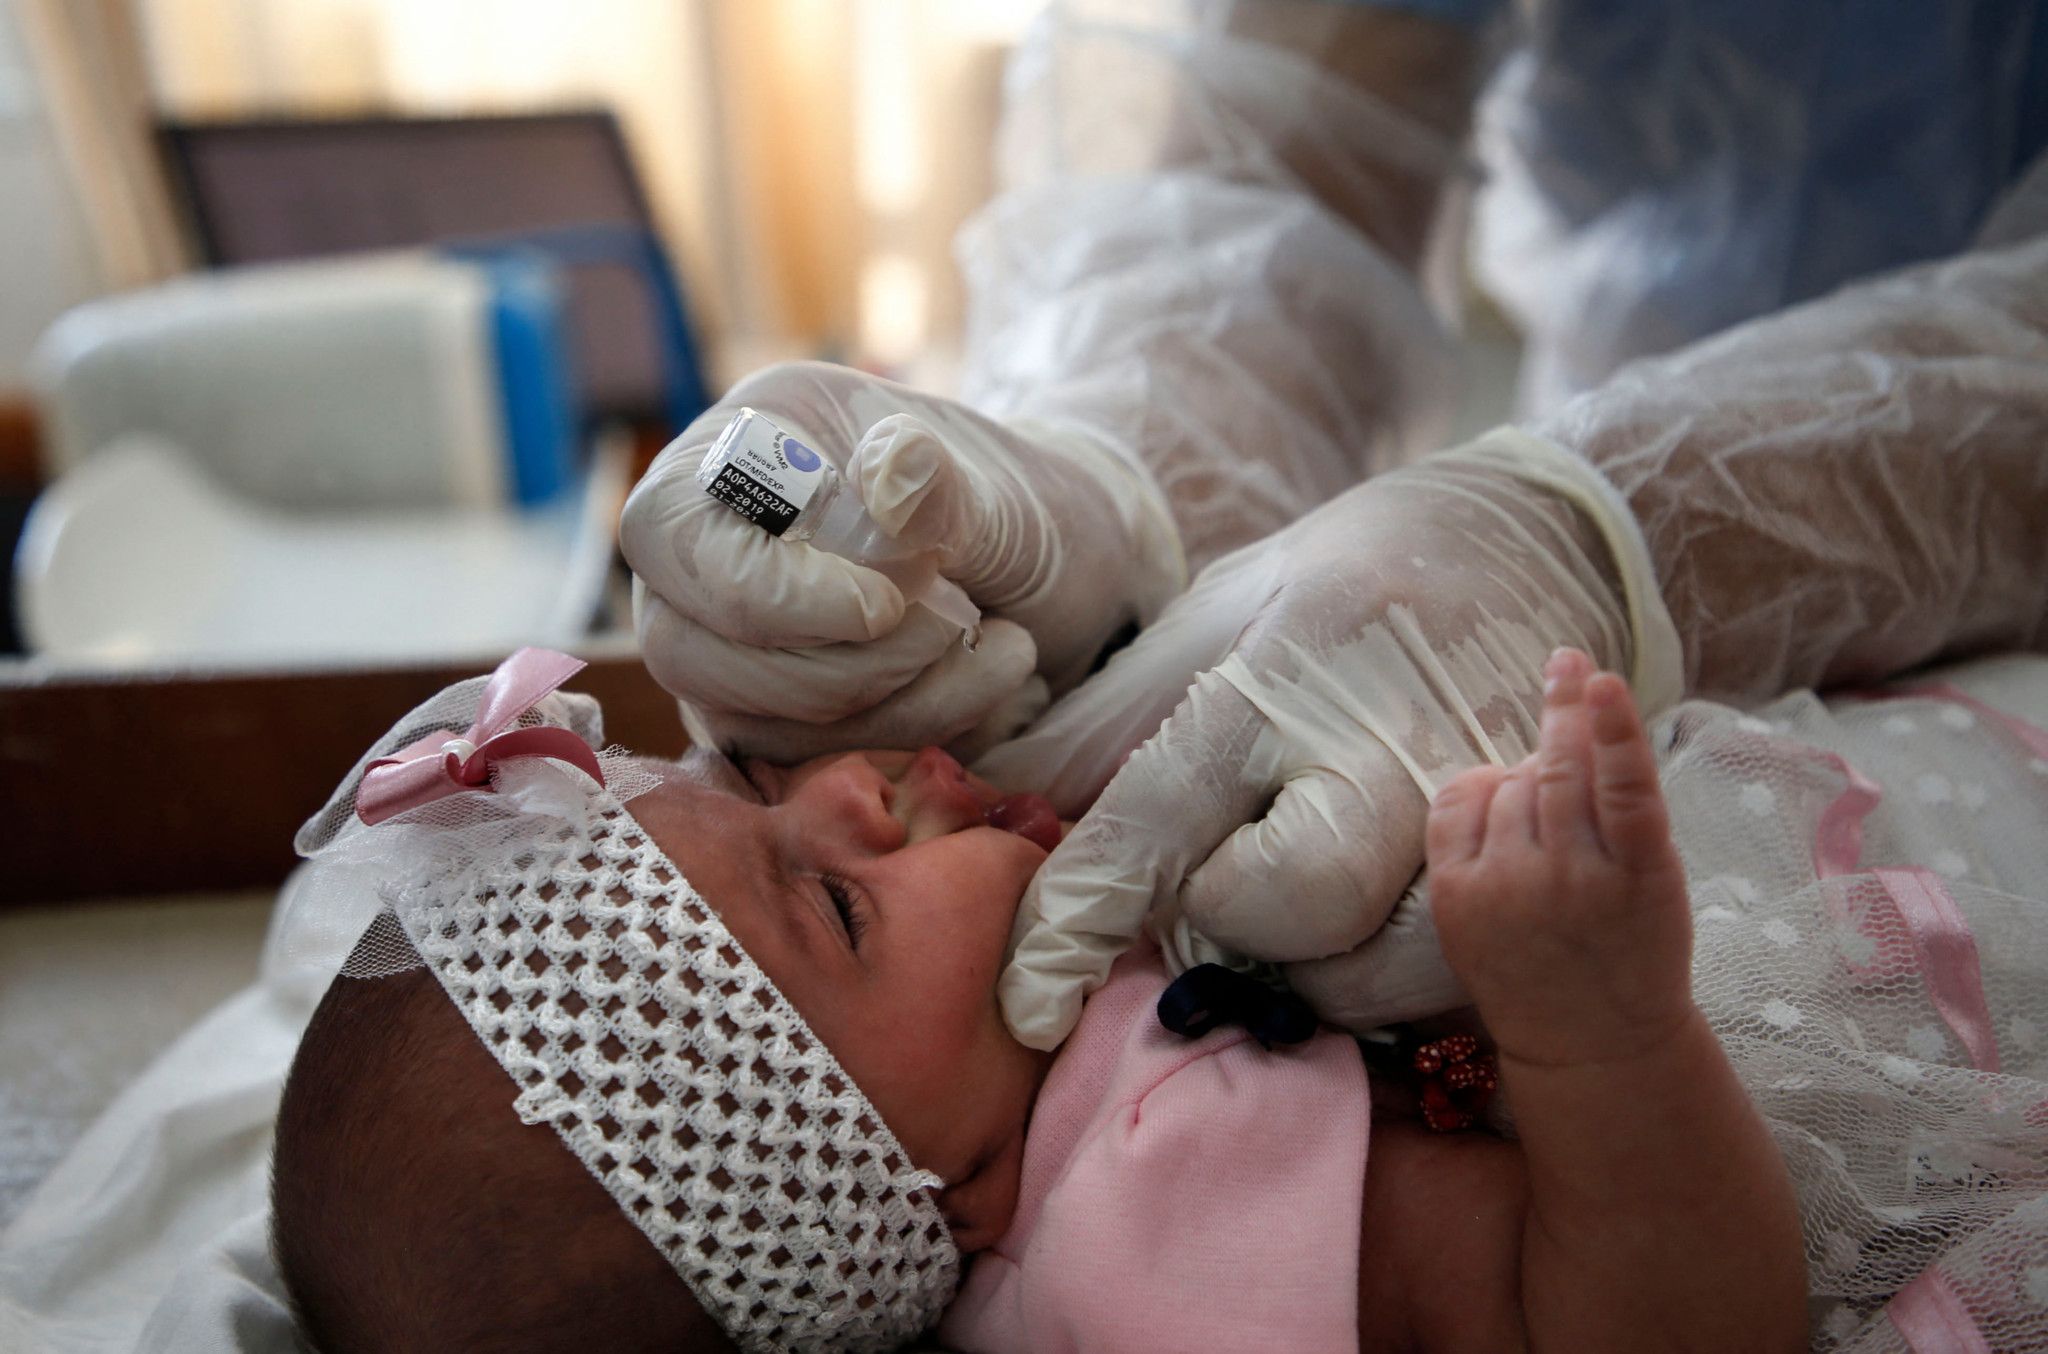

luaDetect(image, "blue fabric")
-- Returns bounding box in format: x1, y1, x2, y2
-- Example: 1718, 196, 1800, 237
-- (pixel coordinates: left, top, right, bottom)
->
477, 254, 579, 506
1156, 964, 1320, 1050
2025, 6, 2048, 179
1326, 3, 2048, 268
443, 224, 713, 504
1319, 0, 1505, 25
1446, 0, 2048, 402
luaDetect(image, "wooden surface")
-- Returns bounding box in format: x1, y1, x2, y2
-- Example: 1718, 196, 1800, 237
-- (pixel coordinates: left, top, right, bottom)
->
0, 400, 42, 494
0, 649, 687, 905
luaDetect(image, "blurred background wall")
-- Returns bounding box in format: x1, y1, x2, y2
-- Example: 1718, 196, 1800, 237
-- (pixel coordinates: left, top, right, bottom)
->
5, 0, 1044, 399
0, 3, 108, 387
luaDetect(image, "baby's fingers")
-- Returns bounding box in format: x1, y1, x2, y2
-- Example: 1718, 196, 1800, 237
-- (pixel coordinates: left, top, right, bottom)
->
1535, 648, 1597, 849
1587, 673, 1671, 867
1427, 765, 1507, 870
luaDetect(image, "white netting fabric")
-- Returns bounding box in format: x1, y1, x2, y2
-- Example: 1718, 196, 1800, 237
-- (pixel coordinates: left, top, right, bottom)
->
1651, 657, 2048, 1350
290, 672, 962, 1352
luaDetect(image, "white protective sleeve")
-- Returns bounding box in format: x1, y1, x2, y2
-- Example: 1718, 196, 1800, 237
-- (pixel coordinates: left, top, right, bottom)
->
954, 0, 1471, 579
1278, 201, 2048, 1033
1542, 224, 2048, 706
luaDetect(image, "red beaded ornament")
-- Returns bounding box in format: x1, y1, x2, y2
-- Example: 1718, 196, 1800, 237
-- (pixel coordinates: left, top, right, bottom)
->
1413, 1035, 1498, 1132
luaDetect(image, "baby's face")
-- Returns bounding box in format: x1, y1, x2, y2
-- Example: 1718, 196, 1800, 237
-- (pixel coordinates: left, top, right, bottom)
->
624, 744, 1056, 1233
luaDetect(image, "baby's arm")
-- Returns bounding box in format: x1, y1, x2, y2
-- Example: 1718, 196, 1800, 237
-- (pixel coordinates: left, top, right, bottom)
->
1427, 650, 1807, 1353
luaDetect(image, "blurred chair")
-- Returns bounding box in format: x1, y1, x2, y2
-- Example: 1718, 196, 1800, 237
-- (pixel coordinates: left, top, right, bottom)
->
32, 249, 579, 509
15, 432, 623, 665
16, 110, 713, 667
19, 249, 621, 664
156, 110, 709, 432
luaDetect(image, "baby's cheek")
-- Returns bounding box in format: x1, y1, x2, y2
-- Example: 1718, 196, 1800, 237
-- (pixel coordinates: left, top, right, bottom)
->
865, 969, 988, 1082
878, 829, 1041, 1006
935, 828, 1044, 927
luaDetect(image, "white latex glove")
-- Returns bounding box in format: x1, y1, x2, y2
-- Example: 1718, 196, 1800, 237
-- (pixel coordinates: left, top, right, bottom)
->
622, 362, 1182, 762
992, 428, 1683, 1047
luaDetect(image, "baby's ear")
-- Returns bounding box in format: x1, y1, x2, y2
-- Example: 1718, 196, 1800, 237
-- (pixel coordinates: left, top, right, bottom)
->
938, 1126, 1029, 1253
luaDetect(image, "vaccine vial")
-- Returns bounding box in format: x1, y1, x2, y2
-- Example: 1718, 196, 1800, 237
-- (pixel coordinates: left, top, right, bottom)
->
696, 408, 982, 645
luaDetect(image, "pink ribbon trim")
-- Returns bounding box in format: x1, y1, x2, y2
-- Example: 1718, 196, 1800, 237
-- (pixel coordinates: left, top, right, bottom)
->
1825, 685, 2020, 1354
1811, 756, 1885, 880
1800, 700, 2003, 1072
355, 647, 603, 826
1872, 867, 2002, 1073
1887, 1264, 1993, 1354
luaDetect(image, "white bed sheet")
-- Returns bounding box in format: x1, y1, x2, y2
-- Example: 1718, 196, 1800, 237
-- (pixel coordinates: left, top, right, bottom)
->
0, 867, 357, 1353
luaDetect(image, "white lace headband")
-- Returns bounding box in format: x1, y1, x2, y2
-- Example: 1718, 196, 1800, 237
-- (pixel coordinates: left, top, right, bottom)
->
292, 649, 962, 1352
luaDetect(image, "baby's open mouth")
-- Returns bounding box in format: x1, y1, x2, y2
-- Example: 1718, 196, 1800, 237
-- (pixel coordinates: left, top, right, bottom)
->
985, 793, 1062, 852
910, 746, 1064, 851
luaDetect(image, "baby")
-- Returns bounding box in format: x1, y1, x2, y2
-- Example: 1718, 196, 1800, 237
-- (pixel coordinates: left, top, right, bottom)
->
271, 648, 1810, 1350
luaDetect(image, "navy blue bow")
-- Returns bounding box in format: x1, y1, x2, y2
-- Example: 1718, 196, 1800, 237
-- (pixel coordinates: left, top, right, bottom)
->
1156, 963, 1319, 1050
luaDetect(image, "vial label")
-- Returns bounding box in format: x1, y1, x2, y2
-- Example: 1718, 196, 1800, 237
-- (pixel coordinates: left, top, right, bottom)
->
699, 409, 827, 538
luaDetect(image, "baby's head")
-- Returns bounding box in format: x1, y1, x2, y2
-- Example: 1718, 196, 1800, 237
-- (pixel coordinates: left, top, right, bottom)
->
622, 745, 1059, 1246
273, 734, 1059, 1351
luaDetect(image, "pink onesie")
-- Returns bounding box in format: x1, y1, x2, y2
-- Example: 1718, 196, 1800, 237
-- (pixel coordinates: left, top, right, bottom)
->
939, 944, 1371, 1353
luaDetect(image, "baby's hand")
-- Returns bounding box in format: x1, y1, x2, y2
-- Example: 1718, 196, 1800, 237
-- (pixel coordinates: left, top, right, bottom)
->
1427, 649, 1693, 1069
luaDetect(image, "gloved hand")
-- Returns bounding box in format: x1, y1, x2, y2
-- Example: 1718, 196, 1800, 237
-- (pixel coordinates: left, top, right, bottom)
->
990, 428, 1683, 1048
622, 361, 1183, 762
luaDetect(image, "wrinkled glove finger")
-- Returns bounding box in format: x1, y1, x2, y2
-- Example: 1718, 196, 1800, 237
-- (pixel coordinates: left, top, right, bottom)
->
1283, 882, 1469, 1033
852, 410, 1051, 607
622, 463, 909, 647
947, 674, 1054, 764
692, 620, 1043, 763
969, 654, 1185, 817
637, 588, 982, 724
999, 671, 1278, 1049
1180, 743, 1429, 964
850, 413, 973, 555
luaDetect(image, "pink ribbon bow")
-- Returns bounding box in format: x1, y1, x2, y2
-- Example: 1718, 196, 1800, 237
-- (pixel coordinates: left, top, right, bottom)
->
354, 647, 605, 825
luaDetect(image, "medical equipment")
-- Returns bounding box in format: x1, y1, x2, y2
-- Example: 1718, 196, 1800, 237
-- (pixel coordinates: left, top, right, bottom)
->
624, 363, 1187, 764
696, 408, 982, 644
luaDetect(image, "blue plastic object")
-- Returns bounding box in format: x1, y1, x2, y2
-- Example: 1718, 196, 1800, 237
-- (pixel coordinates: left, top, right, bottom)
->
470, 252, 580, 506
445, 223, 711, 440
